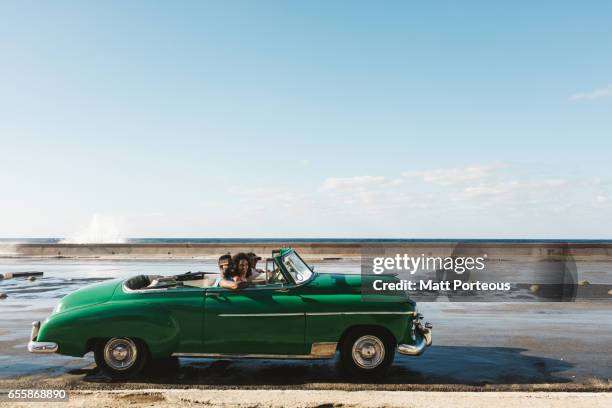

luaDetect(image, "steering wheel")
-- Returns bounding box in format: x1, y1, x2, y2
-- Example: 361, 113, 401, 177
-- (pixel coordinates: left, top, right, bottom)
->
267, 268, 283, 284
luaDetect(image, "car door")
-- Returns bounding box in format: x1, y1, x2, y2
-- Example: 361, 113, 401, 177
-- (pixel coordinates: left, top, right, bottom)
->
123, 286, 205, 355
203, 282, 307, 355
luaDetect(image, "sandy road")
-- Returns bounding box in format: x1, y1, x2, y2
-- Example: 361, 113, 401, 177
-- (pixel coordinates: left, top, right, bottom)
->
1, 389, 611, 408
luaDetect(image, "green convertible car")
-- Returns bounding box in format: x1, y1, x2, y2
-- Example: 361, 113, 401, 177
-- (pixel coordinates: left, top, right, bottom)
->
28, 248, 432, 379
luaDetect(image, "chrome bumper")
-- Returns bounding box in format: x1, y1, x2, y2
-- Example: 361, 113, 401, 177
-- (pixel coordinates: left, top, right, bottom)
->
397, 316, 432, 356
27, 321, 58, 354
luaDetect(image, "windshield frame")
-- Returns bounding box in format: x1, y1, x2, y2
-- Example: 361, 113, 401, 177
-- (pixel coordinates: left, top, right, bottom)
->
276, 250, 316, 286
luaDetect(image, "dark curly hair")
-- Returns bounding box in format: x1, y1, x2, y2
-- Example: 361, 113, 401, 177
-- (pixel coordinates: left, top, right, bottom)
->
232, 252, 252, 278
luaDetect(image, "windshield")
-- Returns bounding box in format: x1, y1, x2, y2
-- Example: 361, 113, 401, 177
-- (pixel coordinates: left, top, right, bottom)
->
280, 251, 313, 284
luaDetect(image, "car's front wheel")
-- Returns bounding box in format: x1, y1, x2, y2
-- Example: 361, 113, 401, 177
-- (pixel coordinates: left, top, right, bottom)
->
339, 328, 395, 378
94, 337, 147, 380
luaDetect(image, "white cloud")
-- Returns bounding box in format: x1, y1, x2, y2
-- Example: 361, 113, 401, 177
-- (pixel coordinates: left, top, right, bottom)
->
141, 212, 165, 217
317, 167, 579, 218
569, 85, 612, 101
316, 176, 418, 217
387, 178, 403, 186
402, 163, 505, 186
319, 176, 388, 192
184, 165, 611, 238
459, 179, 568, 204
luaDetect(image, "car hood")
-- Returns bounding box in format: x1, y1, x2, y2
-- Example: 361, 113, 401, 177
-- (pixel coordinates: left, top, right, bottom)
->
54, 278, 122, 314
306, 272, 399, 292
304, 272, 414, 305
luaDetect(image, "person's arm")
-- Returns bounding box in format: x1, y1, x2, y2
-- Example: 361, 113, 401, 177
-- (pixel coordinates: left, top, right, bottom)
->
219, 278, 239, 290
220, 278, 248, 290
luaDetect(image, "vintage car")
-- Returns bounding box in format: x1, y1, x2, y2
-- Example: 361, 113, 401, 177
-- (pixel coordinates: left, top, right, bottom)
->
28, 248, 432, 379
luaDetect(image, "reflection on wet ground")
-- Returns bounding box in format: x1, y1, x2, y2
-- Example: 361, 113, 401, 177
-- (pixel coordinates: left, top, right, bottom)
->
1, 277, 111, 301
72, 346, 572, 386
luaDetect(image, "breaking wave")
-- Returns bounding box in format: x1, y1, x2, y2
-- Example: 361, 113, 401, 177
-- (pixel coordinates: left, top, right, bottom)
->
61, 214, 126, 244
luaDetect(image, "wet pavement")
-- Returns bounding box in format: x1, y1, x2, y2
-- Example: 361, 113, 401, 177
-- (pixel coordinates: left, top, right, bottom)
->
1, 302, 610, 391
0, 259, 610, 390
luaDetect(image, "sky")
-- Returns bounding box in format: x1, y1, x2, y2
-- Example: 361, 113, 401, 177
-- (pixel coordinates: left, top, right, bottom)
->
0, 0, 611, 239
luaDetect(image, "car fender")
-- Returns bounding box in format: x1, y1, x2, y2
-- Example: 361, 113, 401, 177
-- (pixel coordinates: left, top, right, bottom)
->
37, 301, 180, 358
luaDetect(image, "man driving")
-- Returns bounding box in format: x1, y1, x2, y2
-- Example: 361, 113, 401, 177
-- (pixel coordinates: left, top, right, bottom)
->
246, 252, 265, 281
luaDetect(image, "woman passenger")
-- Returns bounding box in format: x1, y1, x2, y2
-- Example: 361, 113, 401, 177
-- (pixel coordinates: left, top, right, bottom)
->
233, 252, 252, 282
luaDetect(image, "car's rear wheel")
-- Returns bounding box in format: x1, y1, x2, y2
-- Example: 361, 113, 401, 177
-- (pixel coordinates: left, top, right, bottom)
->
340, 328, 395, 378
94, 337, 147, 380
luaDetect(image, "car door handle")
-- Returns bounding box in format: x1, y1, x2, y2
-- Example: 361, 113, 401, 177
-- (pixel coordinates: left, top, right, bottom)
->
206, 292, 220, 298
275, 287, 290, 293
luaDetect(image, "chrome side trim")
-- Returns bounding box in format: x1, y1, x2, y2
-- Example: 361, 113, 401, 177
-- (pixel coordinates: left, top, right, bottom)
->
217, 311, 415, 317
172, 342, 337, 360
218, 313, 303, 317
206, 284, 286, 293
171, 352, 331, 359
28, 341, 58, 353
306, 311, 415, 316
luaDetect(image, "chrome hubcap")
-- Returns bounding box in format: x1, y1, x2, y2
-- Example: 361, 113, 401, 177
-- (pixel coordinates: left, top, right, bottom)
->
351, 335, 385, 369
104, 338, 137, 371
112, 346, 128, 361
